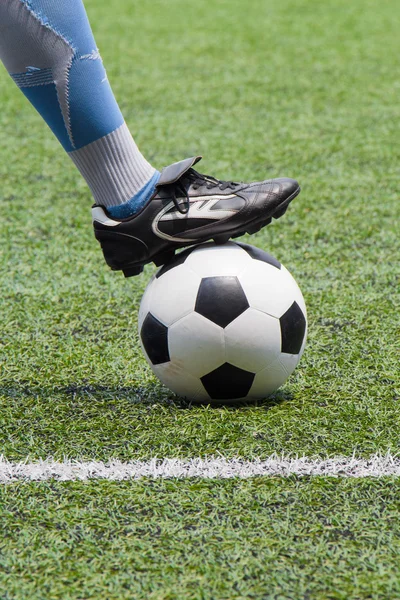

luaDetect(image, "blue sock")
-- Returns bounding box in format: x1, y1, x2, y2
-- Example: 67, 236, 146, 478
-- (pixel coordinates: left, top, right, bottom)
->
107, 171, 161, 218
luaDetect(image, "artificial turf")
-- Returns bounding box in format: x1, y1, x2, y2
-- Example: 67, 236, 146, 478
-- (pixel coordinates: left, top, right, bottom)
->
0, 0, 399, 597
2, 478, 400, 600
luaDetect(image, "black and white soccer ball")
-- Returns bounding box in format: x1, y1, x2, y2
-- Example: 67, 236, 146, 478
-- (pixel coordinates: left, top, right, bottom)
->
139, 242, 307, 403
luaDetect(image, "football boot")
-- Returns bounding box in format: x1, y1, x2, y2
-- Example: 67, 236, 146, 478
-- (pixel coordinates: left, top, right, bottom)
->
92, 156, 300, 277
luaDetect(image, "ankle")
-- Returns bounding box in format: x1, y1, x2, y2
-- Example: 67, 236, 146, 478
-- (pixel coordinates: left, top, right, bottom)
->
107, 171, 160, 219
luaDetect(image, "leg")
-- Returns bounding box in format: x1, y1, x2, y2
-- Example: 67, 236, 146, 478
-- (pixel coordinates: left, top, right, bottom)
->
0, 0, 160, 215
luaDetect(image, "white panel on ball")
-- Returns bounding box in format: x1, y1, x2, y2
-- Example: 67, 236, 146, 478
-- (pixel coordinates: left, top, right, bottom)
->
149, 264, 202, 326
281, 265, 307, 317
154, 362, 210, 402
224, 308, 281, 372
278, 353, 301, 377
168, 312, 225, 378
186, 242, 251, 277
238, 261, 304, 318
248, 359, 290, 399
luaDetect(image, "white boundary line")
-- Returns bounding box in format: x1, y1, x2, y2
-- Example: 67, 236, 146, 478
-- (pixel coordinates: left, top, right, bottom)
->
1, 454, 400, 482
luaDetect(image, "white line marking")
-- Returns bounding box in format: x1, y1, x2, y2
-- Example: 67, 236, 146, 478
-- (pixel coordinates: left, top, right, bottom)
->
1, 455, 400, 482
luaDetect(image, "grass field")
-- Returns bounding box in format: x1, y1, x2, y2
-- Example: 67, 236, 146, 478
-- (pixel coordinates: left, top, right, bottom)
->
0, 0, 399, 597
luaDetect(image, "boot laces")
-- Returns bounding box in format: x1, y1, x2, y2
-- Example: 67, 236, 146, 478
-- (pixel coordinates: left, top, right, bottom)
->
171, 169, 239, 214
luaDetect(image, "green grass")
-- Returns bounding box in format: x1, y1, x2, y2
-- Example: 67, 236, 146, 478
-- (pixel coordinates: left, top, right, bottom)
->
2, 478, 400, 600
0, 0, 399, 597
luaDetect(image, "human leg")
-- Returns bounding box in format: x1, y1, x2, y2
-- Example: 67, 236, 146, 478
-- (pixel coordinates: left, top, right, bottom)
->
0, 0, 159, 214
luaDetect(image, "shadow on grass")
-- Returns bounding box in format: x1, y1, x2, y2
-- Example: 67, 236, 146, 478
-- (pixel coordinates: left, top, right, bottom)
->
0, 381, 292, 411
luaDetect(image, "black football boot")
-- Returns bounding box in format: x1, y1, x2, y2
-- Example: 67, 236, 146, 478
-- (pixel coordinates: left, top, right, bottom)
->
92, 156, 300, 277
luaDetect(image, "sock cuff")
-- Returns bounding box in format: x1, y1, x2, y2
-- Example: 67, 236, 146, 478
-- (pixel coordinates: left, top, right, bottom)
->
69, 122, 156, 207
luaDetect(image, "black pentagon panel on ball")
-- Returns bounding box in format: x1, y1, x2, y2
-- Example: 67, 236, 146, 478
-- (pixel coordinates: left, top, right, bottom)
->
280, 301, 306, 354
140, 313, 170, 365
236, 242, 281, 270
195, 276, 249, 328
201, 363, 255, 400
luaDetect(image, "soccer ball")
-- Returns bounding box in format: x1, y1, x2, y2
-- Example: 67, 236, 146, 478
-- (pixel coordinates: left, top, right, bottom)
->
139, 242, 307, 403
